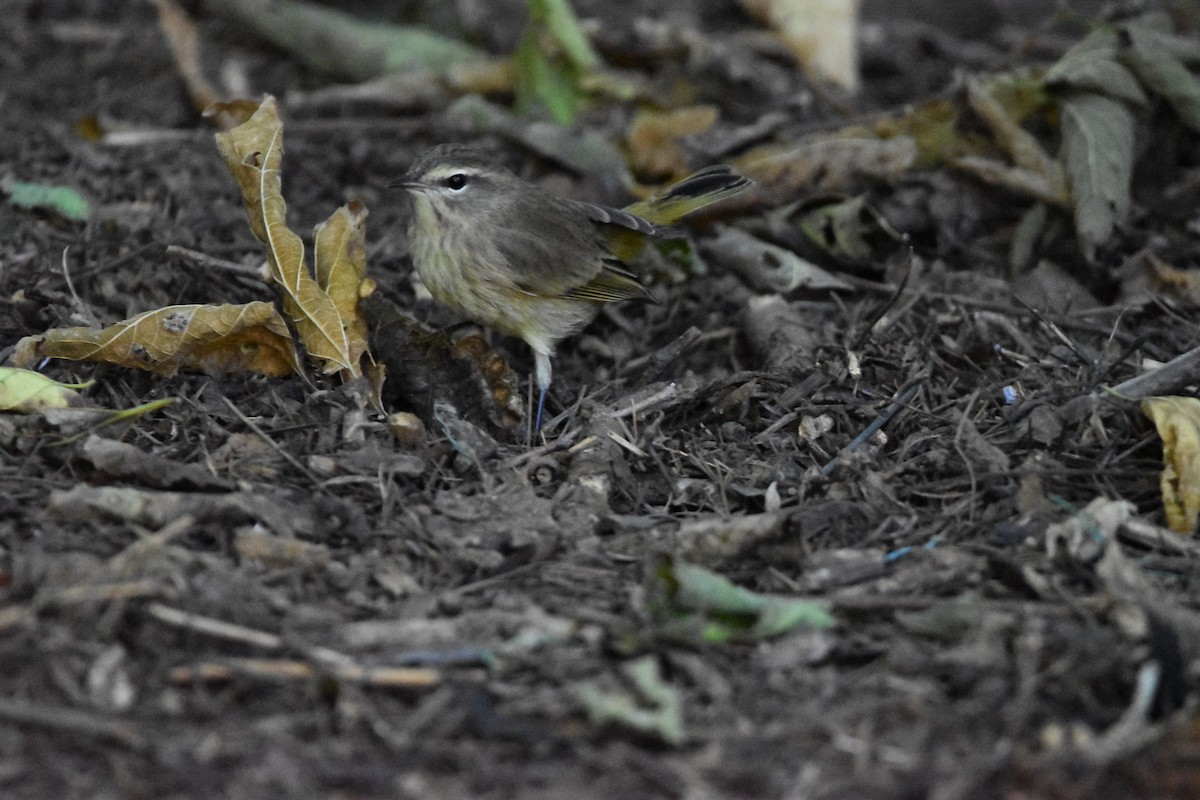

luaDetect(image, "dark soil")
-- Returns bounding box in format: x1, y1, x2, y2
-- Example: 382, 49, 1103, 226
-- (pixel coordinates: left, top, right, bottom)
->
3, 1, 1200, 798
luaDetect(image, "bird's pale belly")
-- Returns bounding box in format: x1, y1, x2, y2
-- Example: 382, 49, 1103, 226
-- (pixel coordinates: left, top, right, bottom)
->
409, 221, 598, 353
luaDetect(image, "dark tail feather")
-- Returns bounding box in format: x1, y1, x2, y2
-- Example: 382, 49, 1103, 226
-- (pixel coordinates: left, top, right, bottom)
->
662, 165, 751, 202
627, 165, 752, 225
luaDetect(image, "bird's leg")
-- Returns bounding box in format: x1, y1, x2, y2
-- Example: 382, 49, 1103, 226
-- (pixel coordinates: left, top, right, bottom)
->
533, 349, 553, 433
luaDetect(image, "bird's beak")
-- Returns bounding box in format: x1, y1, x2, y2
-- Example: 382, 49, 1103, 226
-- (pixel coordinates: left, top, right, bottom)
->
388, 179, 426, 193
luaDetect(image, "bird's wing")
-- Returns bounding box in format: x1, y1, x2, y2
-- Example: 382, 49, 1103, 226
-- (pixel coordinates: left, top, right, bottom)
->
491, 191, 654, 303
572, 201, 659, 236
561, 259, 656, 304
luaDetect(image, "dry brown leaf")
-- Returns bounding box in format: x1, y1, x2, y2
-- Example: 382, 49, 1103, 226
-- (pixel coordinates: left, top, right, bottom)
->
734, 136, 915, 200
313, 199, 373, 373
626, 105, 719, 180
1140, 253, 1200, 306
214, 96, 361, 376
952, 80, 1069, 207
11, 302, 298, 378
1142, 396, 1200, 534
150, 0, 222, 116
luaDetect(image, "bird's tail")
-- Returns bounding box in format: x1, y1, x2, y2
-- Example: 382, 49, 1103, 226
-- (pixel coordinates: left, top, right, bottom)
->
625, 165, 753, 226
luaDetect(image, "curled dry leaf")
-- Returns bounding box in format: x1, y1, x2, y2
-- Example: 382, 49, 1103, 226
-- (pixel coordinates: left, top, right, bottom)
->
11, 302, 298, 378
215, 96, 363, 376
1142, 396, 1200, 534
313, 199, 374, 373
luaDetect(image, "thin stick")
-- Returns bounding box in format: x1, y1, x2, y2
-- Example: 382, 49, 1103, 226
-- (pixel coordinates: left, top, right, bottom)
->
821, 378, 924, 478
0, 697, 147, 750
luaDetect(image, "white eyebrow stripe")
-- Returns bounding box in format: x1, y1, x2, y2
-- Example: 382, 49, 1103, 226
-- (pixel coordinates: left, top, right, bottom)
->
424, 167, 486, 181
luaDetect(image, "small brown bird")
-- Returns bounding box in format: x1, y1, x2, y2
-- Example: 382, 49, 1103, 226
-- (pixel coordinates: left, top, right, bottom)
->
393, 144, 750, 429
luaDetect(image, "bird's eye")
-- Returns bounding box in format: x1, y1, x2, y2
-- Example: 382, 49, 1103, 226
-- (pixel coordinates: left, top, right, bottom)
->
444, 173, 469, 191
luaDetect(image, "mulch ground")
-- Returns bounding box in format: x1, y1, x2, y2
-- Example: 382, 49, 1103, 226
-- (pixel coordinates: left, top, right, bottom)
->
2, 1, 1200, 798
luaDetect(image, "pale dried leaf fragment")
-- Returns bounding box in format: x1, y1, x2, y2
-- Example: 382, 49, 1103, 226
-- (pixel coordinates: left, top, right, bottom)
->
0, 368, 90, 413
215, 96, 359, 375
1142, 396, 1200, 534
12, 302, 298, 378
740, 0, 860, 92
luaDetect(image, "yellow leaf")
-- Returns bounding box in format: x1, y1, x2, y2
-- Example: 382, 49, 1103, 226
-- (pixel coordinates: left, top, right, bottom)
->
214, 96, 359, 375
0, 368, 90, 413
1142, 396, 1200, 534
313, 199, 373, 372
12, 303, 299, 378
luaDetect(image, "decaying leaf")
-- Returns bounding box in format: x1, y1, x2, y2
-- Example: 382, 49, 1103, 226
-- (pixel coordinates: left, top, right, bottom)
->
1044, 28, 1148, 105
1119, 252, 1200, 307
735, 135, 916, 201
215, 96, 365, 376
313, 200, 374, 372
740, 0, 860, 93
1060, 91, 1135, 259
0, 368, 90, 413
625, 105, 719, 180
952, 79, 1068, 207
1142, 396, 1200, 534
11, 303, 298, 378
786, 194, 904, 267
149, 0, 221, 115
1120, 23, 1200, 131
702, 225, 851, 293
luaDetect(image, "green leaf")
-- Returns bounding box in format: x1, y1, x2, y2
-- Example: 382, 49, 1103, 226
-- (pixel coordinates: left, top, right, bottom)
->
1044, 28, 1147, 106
512, 0, 598, 124
1060, 91, 1134, 260
533, 0, 598, 71
513, 32, 582, 125
205, 0, 486, 80
1120, 24, 1200, 131
647, 556, 834, 645
573, 656, 684, 746
2, 178, 90, 221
